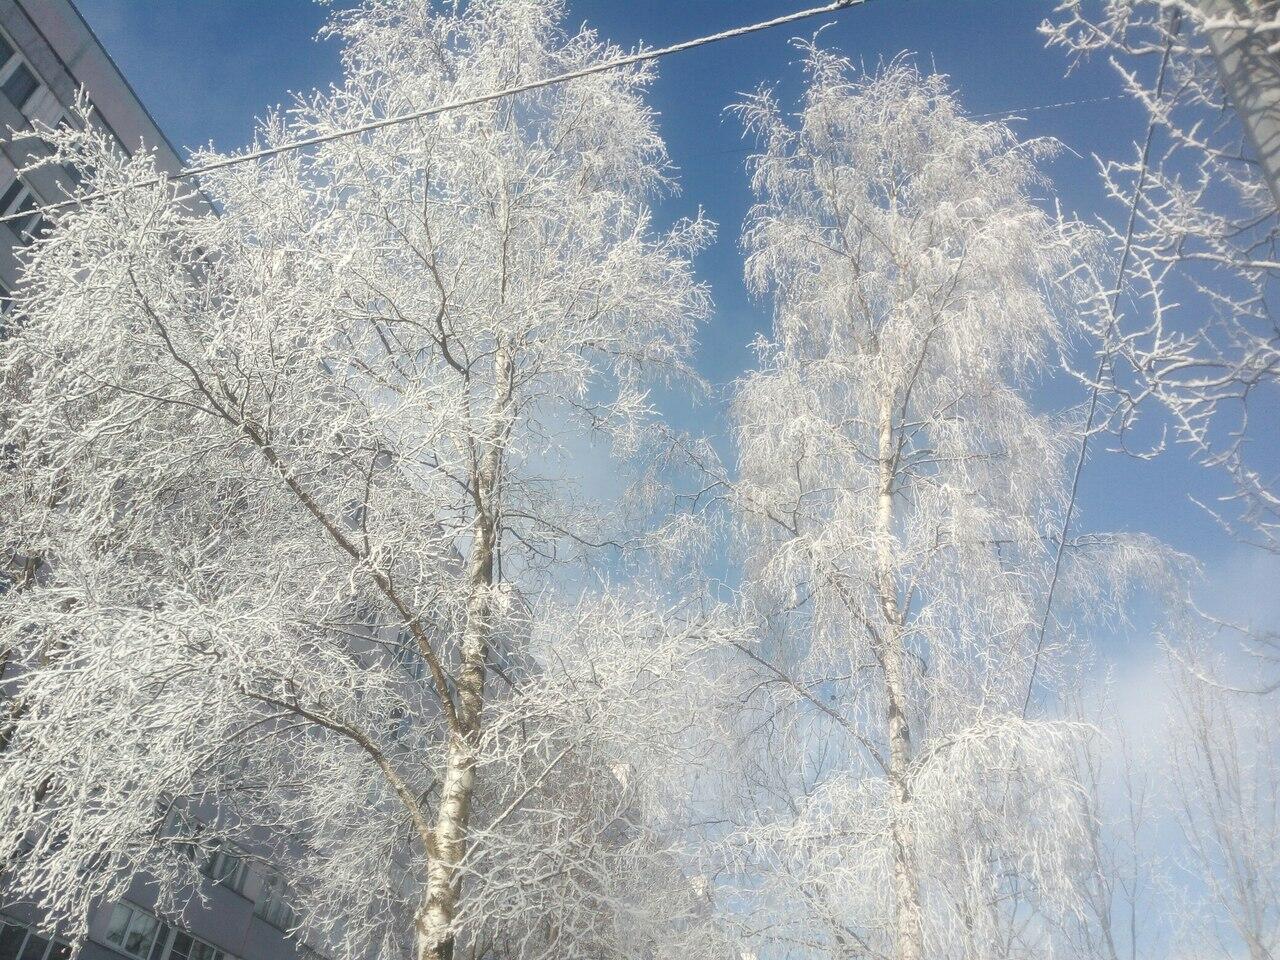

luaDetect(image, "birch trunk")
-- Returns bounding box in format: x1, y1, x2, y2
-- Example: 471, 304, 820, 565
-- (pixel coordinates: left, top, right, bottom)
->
877, 393, 925, 960
417, 348, 514, 960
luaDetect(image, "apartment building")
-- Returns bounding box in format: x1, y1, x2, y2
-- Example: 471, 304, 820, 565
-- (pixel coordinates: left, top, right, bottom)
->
0, 5, 312, 960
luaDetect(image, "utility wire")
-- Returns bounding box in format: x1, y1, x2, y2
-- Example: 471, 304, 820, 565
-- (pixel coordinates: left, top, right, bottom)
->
0, 0, 869, 226
1022, 11, 1182, 718
682, 94, 1129, 162
968, 93, 1125, 120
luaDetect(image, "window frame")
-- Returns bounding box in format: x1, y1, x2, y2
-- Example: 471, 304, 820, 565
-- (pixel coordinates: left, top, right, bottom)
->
103, 903, 165, 960
41, 113, 84, 191
199, 843, 249, 896
0, 29, 45, 116
253, 871, 297, 932
102, 904, 238, 960
162, 809, 251, 898
0, 916, 71, 960
0, 177, 44, 246
0, 61, 39, 115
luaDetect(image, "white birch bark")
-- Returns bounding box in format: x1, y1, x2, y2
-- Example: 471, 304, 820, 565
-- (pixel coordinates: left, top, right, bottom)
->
0, 4, 719, 959
876, 392, 925, 960
721, 52, 1114, 960
417, 346, 511, 960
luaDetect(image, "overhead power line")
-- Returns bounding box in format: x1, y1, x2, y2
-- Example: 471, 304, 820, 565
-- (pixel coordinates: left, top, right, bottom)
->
683, 94, 1130, 161
1021, 10, 1183, 718
0, 0, 869, 226
968, 93, 1124, 120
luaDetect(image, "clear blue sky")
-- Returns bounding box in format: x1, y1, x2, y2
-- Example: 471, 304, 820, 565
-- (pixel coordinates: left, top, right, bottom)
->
72, 0, 1280, 645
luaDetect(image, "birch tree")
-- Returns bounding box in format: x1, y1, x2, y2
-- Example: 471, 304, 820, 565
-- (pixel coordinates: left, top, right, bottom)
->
719, 53, 1124, 960
0, 2, 725, 959
1163, 626, 1280, 960
1042, 11, 1280, 949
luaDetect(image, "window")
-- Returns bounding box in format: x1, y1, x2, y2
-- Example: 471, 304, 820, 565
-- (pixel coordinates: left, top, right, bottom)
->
0, 179, 43, 246
105, 904, 164, 960
167, 932, 225, 960
200, 845, 248, 895
0, 31, 46, 118
162, 808, 199, 863
0, 277, 13, 339
42, 116, 84, 191
394, 627, 426, 681
0, 923, 23, 960
1, 62, 38, 113
164, 809, 249, 896
0, 917, 70, 960
254, 872, 296, 931
104, 906, 236, 960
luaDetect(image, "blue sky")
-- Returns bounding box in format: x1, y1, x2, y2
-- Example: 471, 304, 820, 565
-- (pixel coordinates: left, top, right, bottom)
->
72, 0, 1280, 646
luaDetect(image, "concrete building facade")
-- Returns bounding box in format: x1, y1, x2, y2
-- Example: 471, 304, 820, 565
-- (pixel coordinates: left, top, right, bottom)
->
0, 5, 314, 960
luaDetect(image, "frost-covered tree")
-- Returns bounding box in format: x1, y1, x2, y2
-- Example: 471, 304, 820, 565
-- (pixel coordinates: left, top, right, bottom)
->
1163, 625, 1280, 960
719, 53, 1120, 960
1042, 13, 1280, 943
0, 2, 726, 959
1043, 1, 1280, 553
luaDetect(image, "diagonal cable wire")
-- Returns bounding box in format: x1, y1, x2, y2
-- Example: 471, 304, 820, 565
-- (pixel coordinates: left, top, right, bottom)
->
1022, 10, 1183, 718
682, 95, 1130, 161
968, 93, 1125, 120
0, 0, 870, 226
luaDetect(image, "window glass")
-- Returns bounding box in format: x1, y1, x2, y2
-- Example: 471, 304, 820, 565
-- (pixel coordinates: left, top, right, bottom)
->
172, 817, 199, 862
166, 929, 221, 960
395, 629, 425, 681
5, 191, 34, 222
0, 34, 13, 70
2, 189, 38, 245
167, 932, 192, 960
179, 829, 247, 896
24, 215, 45, 245
16, 934, 46, 960
254, 875, 275, 917
0, 180, 23, 215
146, 929, 169, 960
205, 848, 246, 893
106, 905, 162, 960
105, 907, 129, 945
0, 923, 25, 960
254, 874, 295, 930
0, 919, 69, 960
1, 63, 39, 112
